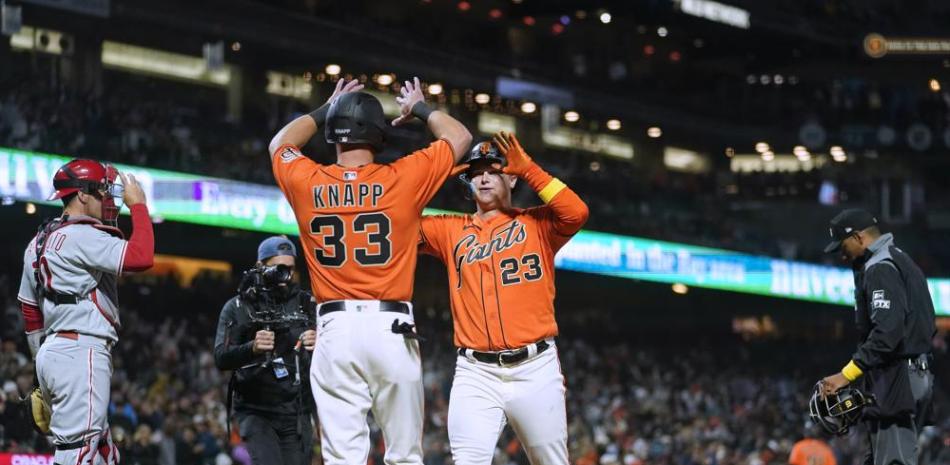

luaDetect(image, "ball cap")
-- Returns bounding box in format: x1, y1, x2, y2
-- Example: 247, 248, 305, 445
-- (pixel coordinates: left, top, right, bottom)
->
258, 236, 298, 261
824, 209, 878, 253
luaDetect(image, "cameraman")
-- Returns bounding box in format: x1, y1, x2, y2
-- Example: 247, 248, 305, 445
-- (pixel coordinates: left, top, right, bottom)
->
214, 236, 317, 465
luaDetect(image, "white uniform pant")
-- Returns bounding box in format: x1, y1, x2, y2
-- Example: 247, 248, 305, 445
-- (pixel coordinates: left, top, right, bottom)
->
448, 342, 567, 465
36, 333, 119, 465
310, 302, 423, 465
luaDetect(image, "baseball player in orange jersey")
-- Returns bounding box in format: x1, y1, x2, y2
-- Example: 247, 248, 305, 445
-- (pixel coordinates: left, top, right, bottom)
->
268, 77, 472, 465
789, 423, 836, 465
419, 132, 589, 465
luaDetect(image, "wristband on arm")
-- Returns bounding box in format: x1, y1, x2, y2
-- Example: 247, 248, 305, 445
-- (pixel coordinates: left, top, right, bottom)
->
841, 360, 863, 381
411, 101, 435, 122
538, 178, 567, 204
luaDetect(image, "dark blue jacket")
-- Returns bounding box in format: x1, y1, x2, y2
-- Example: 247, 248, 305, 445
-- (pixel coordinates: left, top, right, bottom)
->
851, 233, 935, 418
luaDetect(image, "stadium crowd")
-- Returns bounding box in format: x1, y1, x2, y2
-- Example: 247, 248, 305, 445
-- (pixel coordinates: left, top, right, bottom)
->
1, 271, 947, 465
5, 57, 949, 274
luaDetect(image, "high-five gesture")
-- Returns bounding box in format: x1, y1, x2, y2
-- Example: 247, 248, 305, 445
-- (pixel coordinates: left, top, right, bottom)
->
392, 77, 427, 126
328, 78, 364, 106
492, 131, 536, 177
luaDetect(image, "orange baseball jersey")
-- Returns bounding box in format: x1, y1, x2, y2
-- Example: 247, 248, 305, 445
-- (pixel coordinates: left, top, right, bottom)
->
271, 140, 454, 302
789, 439, 837, 465
419, 184, 588, 351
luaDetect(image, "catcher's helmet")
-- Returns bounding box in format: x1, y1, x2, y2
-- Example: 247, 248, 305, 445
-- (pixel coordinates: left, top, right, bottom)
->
48, 159, 124, 225
49, 159, 112, 200
325, 92, 386, 151
809, 383, 874, 436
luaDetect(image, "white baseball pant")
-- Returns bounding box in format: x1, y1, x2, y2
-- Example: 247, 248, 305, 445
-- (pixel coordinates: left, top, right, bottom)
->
310, 301, 423, 465
36, 332, 119, 465
448, 341, 568, 465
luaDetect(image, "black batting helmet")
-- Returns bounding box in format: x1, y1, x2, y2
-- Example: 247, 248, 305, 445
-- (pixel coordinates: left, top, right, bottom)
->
325, 92, 386, 151
809, 383, 874, 436
458, 141, 506, 183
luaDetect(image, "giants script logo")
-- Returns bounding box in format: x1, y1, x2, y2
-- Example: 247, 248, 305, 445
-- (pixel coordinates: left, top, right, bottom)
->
452, 220, 528, 283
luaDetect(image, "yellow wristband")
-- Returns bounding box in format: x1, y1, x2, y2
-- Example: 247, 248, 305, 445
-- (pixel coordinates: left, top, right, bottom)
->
841, 360, 863, 381
538, 178, 567, 204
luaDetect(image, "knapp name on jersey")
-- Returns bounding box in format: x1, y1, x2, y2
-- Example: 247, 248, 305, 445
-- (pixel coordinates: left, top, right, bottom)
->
313, 181, 385, 209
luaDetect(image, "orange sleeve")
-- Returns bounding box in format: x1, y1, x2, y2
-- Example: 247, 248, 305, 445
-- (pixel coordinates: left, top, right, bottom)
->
390, 139, 456, 210
528, 184, 589, 253
271, 143, 321, 206
544, 182, 589, 237
419, 215, 449, 261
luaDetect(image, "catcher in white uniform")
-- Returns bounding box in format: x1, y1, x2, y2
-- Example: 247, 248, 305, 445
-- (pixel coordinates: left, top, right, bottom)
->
17, 159, 154, 465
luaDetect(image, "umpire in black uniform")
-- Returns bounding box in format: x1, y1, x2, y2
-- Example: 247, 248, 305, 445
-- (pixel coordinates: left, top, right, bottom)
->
214, 236, 317, 465
819, 209, 936, 465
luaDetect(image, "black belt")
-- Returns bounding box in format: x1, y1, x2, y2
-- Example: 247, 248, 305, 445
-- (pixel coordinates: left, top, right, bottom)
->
318, 300, 410, 316
57, 440, 88, 450
460, 340, 550, 366
49, 292, 80, 305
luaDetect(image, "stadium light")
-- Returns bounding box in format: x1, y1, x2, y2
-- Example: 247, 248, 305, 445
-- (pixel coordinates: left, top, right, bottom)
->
725, 147, 735, 158
755, 142, 769, 153
376, 74, 394, 86
657, 26, 668, 37
606, 119, 622, 131
672, 283, 688, 294
678, 0, 750, 29
830, 146, 845, 157
26, 202, 36, 215
564, 111, 580, 122
647, 127, 662, 138
325, 64, 341, 75
761, 151, 775, 161
793, 146, 809, 158
520, 101, 537, 113
929, 78, 941, 92
599, 11, 611, 24
474, 93, 491, 104
428, 83, 443, 95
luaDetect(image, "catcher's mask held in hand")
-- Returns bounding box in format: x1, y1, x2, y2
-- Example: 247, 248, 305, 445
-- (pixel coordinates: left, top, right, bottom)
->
809, 382, 874, 435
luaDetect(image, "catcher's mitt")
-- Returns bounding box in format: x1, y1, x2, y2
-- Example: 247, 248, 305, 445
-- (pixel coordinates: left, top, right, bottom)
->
21, 387, 52, 434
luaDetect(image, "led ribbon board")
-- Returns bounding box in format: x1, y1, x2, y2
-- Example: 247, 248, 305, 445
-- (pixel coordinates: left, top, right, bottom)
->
3, 147, 948, 315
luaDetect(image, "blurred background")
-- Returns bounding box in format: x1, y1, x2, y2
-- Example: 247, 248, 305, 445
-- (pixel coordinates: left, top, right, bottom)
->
0, 0, 948, 464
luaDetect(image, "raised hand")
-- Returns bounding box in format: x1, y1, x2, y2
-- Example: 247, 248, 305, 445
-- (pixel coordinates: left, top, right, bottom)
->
492, 131, 535, 177
327, 78, 364, 106
392, 77, 426, 126
121, 173, 146, 206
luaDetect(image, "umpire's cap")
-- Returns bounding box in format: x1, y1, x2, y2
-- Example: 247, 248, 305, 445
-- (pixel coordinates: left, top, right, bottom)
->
325, 92, 386, 152
458, 141, 507, 183
258, 236, 297, 262
823, 209, 878, 253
